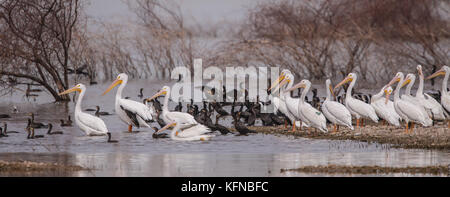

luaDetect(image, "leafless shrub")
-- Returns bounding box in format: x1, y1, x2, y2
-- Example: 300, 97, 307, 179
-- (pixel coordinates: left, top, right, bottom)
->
0, 0, 82, 101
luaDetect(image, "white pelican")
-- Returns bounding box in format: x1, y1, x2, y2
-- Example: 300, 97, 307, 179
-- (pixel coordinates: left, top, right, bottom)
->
59, 84, 109, 136
370, 86, 401, 127
147, 86, 212, 139
416, 65, 446, 120
281, 70, 310, 130
334, 73, 379, 128
427, 65, 450, 127
387, 72, 432, 133
286, 80, 328, 133
102, 73, 154, 133
400, 73, 432, 118
269, 72, 302, 131
321, 79, 353, 132
155, 122, 214, 141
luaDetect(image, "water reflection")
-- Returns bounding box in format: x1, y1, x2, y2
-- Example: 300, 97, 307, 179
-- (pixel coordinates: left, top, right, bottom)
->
1, 150, 448, 177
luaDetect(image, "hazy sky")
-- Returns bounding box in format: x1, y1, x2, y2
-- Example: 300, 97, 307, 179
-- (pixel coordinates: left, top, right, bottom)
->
87, 0, 264, 25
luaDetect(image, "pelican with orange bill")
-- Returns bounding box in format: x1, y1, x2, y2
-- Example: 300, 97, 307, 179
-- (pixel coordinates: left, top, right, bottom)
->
147, 86, 209, 131
285, 79, 328, 133
155, 121, 214, 141
400, 73, 433, 124
427, 65, 450, 127
102, 73, 154, 133
386, 72, 432, 133
268, 70, 303, 131
334, 73, 379, 128
59, 84, 109, 136
370, 86, 401, 127
322, 79, 353, 133
415, 65, 446, 121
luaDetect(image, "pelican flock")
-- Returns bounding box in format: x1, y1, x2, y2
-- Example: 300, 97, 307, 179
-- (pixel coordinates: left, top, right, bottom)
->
8, 64, 446, 144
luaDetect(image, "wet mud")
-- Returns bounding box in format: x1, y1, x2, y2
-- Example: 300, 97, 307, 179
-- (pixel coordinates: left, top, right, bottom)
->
250, 122, 450, 150
280, 164, 450, 175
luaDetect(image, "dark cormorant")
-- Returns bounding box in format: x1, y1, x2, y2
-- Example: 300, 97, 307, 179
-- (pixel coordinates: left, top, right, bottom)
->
233, 112, 256, 136
30, 128, 44, 139
3, 123, 19, 134
138, 88, 144, 99
60, 115, 73, 127
95, 106, 111, 117
27, 113, 47, 128
107, 132, 119, 143
174, 101, 183, 112
0, 128, 7, 138
47, 123, 63, 135
151, 127, 169, 138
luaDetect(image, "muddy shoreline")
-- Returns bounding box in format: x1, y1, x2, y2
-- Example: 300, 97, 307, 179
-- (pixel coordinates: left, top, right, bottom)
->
280, 165, 450, 175
249, 122, 450, 150
0, 160, 86, 173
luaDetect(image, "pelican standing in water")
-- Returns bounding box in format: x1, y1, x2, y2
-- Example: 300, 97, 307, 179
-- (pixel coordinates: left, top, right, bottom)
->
334, 73, 379, 128
102, 73, 154, 133
387, 72, 432, 133
427, 65, 450, 127
321, 79, 353, 132
147, 86, 212, 139
59, 84, 109, 136
285, 80, 328, 133
370, 86, 401, 127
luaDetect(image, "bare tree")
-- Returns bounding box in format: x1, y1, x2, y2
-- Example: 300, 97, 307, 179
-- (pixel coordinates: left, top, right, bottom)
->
0, 0, 81, 101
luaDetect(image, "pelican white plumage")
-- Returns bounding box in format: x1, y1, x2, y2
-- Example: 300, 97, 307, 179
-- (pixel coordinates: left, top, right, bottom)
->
147, 86, 212, 139
370, 86, 401, 127
415, 65, 446, 120
334, 73, 379, 128
387, 72, 432, 133
156, 122, 214, 141
269, 72, 303, 131
401, 74, 433, 124
321, 79, 353, 132
59, 84, 108, 136
281, 70, 310, 130
102, 73, 154, 133
286, 80, 328, 133
427, 65, 450, 127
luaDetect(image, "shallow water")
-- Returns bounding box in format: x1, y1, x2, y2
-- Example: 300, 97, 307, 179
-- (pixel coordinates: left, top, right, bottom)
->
0, 80, 449, 177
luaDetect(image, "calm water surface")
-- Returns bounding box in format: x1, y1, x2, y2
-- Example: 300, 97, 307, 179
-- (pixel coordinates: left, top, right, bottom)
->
0, 80, 449, 176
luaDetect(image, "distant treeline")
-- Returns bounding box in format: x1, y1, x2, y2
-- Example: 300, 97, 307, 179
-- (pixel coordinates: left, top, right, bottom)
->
0, 0, 448, 101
